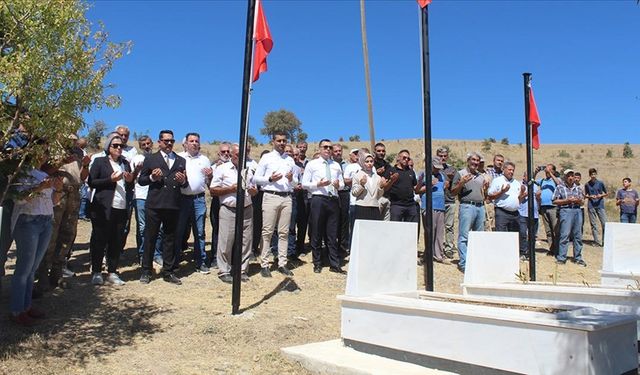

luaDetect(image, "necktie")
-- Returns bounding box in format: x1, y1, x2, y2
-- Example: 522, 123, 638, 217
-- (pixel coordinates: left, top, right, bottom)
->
164, 154, 170, 168
325, 160, 334, 196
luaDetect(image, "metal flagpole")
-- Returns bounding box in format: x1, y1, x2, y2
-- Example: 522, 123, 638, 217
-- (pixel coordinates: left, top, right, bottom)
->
359, 0, 376, 151
419, 4, 434, 291
523, 72, 536, 281
232, 0, 257, 314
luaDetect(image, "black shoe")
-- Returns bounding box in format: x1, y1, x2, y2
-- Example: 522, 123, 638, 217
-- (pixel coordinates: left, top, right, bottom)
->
574, 259, 588, 267
555, 259, 567, 265
329, 266, 347, 275
219, 274, 233, 284
277, 266, 294, 276
313, 265, 322, 274
241, 273, 250, 282
457, 265, 465, 273
163, 273, 182, 285
260, 267, 272, 278
139, 272, 151, 284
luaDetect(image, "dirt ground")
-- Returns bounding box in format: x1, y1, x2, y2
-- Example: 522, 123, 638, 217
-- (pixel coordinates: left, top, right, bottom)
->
0, 216, 606, 375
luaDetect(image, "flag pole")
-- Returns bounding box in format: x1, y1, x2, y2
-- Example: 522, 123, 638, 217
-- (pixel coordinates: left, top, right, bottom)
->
232, 0, 257, 315
523, 72, 536, 281
359, 0, 376, 151
419, 3, 434, 291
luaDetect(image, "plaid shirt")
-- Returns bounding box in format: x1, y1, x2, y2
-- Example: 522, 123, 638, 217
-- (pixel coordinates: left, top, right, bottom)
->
552, 182, 584, 206
486, 167, 502, 180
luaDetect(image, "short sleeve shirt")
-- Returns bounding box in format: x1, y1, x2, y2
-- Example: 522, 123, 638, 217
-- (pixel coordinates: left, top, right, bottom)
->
616, 188, 639, 214
584, 179, 607, 209
456, 168, 485, 203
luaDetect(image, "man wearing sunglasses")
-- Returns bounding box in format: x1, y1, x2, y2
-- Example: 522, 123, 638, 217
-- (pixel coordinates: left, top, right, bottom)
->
138, 130, 188, 285
383, 150, 418, 223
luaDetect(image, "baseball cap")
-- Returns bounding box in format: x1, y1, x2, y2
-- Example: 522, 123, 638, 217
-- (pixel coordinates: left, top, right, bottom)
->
350, 148, 359, 154
432, 157, 444, 169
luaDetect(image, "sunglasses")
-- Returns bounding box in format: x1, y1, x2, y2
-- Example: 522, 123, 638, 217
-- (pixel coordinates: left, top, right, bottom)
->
401, 156, 410, 161
320, 145, 332, 150
220, 150, 231, 154
161, 139, 175, 144
111, 144, 124, 149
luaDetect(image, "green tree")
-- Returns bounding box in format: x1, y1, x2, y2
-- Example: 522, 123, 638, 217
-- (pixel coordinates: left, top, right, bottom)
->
349, 134, 361, 142
86, 120, 107, 150
481, 139, 492, 152
500, 137, 509, 145
260, 109, 305, 143
623, 142, 634, 158
0, 0, 130, 201
246, 134, 258, 147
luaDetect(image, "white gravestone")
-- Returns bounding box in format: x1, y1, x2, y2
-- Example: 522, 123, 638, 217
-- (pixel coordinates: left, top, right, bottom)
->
346, 219, 417, 296
601, 222, 640, 286
463, 231, 519, 285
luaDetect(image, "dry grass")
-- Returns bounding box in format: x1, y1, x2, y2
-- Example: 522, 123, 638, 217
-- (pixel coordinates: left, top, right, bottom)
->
1, 138, 634, 374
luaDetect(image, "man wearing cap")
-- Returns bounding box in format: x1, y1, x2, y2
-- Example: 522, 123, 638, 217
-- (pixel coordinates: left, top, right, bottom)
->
535, 164, 562, 256
436, 147, 459, 259
36, 134, 90, 290
451, 152, 488, 273
552, 169, 587, 266
487, 161, 522, 233
343, 148, 362, 242
416, 157, 450, 264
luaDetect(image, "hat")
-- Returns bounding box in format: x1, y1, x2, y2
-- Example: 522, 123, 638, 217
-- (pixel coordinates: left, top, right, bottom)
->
432, 157, 444, 169
350, 148, 359, 154
563, 169, 575, 176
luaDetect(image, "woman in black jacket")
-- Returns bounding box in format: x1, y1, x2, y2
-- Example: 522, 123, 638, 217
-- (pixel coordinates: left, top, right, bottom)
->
88, 133, 134, 286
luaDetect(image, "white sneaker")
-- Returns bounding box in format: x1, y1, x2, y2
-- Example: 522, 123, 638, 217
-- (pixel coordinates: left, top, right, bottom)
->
91, 273, 104, 286
106, 273, 125, 286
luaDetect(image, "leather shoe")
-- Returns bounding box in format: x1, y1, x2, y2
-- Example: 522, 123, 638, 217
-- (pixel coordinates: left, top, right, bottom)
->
241, 273, 250, 282
277, 266, 294, 276
139, 272, 151, 284
329, 267, 346, 275
163, 273, 182, 285
219, 274, 233, 284
313, 265, 322, 273
260, 267, 272, 278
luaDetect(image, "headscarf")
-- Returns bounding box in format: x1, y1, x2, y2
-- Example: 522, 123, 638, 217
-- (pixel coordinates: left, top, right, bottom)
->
103, 132, 123, 156
358, 149, 374, 172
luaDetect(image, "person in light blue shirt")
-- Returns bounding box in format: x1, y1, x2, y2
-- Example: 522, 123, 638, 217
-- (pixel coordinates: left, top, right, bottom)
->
416, 158, 449, 264
518, 172, 541, 261
535, 164, 562, 256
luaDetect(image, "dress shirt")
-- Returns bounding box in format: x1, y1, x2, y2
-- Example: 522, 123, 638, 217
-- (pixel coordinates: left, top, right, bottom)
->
108, 159, 127, 209
121, 145, 138, 163
131, 153, 149, 200
178, 151, 211, 195
343, 162, 361, 205
150, 150, 176, 182
253, 149, 297, 192
338, 160, 350, 191
301, 157, 345, 196
488, 175, 522, 211
210, 161, 252, 208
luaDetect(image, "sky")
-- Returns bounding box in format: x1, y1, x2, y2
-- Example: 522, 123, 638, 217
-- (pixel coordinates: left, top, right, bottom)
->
85, 0, 640, 145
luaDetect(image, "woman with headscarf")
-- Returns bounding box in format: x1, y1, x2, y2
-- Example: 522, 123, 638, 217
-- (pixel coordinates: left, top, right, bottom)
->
351, 149, 386, 221
88, 132, 134, 286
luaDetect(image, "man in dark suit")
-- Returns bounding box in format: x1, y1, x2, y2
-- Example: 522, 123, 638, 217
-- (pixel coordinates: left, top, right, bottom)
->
138, 130, 188, 285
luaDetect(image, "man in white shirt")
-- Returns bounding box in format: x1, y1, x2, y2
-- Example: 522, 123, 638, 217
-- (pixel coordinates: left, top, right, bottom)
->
209, 142, 231, 268
302, 139, 346, 274
209, 144, 257, 283
487, 161, 522, 233
131, 135, 163, 265
253, 132, 297, 277
343, 148, 362, 244
176, 132, 212, 274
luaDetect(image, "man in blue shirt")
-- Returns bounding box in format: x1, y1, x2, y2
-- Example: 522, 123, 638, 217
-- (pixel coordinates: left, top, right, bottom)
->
535, 164, 562, 256
416, 157, 449, 264
616, 178, 639, 223
584, 168, 607, 247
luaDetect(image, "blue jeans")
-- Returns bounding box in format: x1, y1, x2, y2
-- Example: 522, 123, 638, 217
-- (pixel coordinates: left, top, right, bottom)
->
457, 203, 485, 270
78, 184, 89, 219
588, 206, 607, 245
558, 208, 583, 262
518, 216, 538, 256
270, 195, 298, 257
0, 200, 14, 278
620, 213, 637, 223
134, 199, 162, 259
176, 194, 208, 267
11, 214, 53, 314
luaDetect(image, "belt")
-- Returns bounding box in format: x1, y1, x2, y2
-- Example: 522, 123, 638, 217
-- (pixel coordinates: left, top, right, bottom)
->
263, 190, 292, 197
184, 192, 205, 198
560, 205, 581, 209
222, 204, 252, 212
338, 189, 351, 193
496, 206, 518, 214
312, 194, 338, 200
461, 201, 484, 207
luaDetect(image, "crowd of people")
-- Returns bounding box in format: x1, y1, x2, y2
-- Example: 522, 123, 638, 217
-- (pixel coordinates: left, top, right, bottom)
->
1, 124, 638, 326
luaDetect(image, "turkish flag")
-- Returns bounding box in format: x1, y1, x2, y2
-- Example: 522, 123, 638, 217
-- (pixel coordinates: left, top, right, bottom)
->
417, 0, 432, 8
252, 0, 273, 82
529, 87, 541, 150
